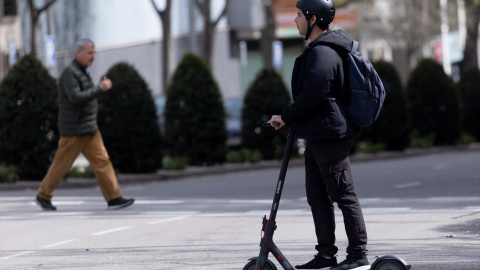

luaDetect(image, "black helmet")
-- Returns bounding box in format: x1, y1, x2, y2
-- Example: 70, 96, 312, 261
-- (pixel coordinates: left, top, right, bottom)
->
296, 0, 335, 39
296, 0, 335, 24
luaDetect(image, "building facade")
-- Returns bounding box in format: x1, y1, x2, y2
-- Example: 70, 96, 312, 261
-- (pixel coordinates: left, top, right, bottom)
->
1, 0, 477, 98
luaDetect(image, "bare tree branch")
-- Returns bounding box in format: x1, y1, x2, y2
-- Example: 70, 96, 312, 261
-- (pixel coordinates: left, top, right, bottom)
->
27, 0, 57, 55
37, 0, 56, 14
194, 0, 230, 68
194, 0, 208, 17
213, 0, 230, 26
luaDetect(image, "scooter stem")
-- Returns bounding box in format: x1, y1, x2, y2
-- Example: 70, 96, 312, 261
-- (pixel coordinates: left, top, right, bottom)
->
256, 127, 296, 270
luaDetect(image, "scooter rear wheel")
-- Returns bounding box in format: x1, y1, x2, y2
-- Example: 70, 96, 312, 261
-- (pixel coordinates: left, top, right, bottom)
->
373, 259, 406, 270
243, 259, 277, 270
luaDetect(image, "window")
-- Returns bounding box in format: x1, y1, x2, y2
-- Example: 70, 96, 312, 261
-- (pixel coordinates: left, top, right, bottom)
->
3, 0, 17, 16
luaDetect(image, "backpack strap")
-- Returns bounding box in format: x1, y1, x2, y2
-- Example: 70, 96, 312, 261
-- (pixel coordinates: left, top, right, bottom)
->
351, 40, 359, 53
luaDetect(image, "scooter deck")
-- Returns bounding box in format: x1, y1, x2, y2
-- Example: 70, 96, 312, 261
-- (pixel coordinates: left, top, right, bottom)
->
303, 266, 370, 270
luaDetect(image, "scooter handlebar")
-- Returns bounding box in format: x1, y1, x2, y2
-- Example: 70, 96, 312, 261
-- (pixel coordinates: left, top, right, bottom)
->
263, 121, 280, 127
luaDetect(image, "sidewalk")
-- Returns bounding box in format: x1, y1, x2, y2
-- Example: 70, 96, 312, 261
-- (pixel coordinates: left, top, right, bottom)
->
1, 143, 479, 191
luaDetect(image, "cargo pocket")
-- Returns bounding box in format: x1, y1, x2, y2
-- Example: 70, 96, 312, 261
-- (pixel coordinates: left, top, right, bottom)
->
319, 159, 350, 199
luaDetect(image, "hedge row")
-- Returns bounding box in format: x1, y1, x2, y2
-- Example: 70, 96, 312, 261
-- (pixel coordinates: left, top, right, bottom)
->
0, 54, 479, 180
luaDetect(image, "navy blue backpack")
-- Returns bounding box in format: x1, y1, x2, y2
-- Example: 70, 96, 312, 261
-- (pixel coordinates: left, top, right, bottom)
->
342, 40, 386, 128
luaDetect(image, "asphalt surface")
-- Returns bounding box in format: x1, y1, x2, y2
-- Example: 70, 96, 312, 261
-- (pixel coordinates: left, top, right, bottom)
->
1, 144, 479, 270
2, 143, 479, 191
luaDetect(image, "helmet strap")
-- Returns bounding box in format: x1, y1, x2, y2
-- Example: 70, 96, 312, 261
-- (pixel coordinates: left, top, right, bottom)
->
304, 13, 318, 41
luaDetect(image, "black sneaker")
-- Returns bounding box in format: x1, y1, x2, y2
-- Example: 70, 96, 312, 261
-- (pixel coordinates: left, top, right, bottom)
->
330, 255, 369, 270
295, 254, 337, 269
107, 197, 134, 210
35, 195, 57, 211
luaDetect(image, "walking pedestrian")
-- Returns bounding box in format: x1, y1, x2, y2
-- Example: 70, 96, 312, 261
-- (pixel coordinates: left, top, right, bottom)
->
35, 39, 134, 211
267, 0, 369, 269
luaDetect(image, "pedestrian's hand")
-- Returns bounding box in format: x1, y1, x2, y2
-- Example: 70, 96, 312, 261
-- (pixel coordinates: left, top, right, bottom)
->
267, 115, 285, 130
100, 77, 112, 91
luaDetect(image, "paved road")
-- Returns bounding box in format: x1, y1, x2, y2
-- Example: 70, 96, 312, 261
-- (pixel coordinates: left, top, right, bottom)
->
1, 150, 479, 269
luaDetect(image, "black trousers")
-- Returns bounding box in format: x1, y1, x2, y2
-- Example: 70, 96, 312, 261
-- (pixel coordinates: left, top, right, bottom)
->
303, 137, 367, 258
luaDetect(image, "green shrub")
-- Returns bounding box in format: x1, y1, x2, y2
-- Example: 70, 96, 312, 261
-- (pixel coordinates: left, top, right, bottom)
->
0, 54, 59, 180
406, 59, 460, 145
356, 141, 386, 154
241, 68, 292, 160
409, 130, 435, 149
241, 148, 262, 163
162, 156, 188, 170
226, 151, 243, 163
227, 148, 263, 163
458, 67, 480, 141
98, 63, 163, 173
458, 132, 475, 145
66, 166, 95, 178
164, 53, 227, 166
0, 166, 20, 183
358, 61, 409, 151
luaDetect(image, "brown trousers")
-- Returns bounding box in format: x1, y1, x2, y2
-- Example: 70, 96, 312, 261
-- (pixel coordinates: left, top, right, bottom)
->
38, 131, 122, 202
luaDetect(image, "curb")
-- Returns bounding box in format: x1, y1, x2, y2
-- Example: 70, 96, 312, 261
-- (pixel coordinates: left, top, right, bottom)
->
1, 143, 479, 192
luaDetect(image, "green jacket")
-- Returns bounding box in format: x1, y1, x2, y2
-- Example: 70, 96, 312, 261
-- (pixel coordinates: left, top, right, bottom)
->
58, 59, 104, 136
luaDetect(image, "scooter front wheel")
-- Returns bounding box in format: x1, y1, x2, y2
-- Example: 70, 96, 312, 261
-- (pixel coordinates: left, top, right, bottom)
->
243, 259, 277, 270
372, 259, 406, 270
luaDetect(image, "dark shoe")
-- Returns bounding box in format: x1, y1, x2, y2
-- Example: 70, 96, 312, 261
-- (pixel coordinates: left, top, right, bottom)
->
330, 255, 369, 270
35, 195, 57, 211
107, 197, 134, 210
295, 254, 337, 269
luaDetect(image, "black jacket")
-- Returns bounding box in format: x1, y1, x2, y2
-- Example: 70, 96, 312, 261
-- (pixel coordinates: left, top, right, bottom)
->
281, 30, 358, 140
58, 60, 104, 136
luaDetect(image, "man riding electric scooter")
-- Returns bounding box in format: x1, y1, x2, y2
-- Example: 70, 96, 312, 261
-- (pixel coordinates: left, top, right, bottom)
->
267, 0, 368, 269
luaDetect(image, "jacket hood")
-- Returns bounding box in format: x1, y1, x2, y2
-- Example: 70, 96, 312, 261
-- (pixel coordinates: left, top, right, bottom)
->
308, 30, 352, 52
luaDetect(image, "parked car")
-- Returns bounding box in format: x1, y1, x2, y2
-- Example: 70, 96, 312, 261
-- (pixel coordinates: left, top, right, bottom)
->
154, 96, 166, 135
224, 97, 243, 148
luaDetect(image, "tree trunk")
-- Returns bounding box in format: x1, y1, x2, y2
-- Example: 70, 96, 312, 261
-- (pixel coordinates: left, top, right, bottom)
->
27, 0, 56, 56
461, 0, 480, 71
261, 1, 276, 69
151, 0, 172, 95
160, 1, 172, 94
194, 0, 230, 69
204, 1, 213, 68
27, 0, 38, 56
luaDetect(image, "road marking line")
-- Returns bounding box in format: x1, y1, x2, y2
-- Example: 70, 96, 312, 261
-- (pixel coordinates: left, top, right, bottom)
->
229, 200, 272, 204
147, 215, 192, 224
141, 211, 199, 216
0, 197, 31, 201
35, 212, 92, 216
429, 197, 480, 201
43, 239, 78, 248
135, 200, 183, 205
394, 182, 421, 189
29, 201, 84, 206
0, 251, 35, 260
92, 226, 131, 236
362, 207, 411, 214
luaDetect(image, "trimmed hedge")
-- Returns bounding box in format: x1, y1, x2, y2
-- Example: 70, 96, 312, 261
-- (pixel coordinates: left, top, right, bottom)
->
406, 59, 460, 145
98, 63, 163, 173
164, 53, 227, 166
458, 67, 480, 141
241, 68, 292, 160
358, 61, 409, 151
0, 54, 59, 179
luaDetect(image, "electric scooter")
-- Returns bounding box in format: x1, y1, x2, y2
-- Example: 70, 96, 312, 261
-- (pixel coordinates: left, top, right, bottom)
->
243, 124, 411, 270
